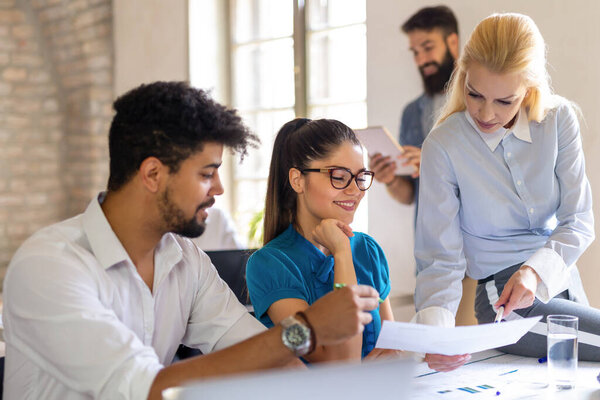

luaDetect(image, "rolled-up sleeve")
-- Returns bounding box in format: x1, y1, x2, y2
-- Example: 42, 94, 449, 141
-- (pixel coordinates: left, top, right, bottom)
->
414, 135, 465, 326
4, 254, 163, 400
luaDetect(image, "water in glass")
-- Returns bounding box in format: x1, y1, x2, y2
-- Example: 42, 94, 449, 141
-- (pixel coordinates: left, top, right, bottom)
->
547, 332, 577, 389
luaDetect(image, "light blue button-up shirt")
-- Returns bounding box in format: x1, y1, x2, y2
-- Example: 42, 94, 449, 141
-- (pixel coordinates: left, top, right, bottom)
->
414, 103, 594, 326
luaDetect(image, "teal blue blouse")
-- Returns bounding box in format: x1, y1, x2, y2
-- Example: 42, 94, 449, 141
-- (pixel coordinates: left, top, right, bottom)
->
246, 224, 391, 358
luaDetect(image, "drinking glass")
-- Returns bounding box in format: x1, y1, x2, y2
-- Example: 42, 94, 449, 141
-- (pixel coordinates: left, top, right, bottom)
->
547, 315, 578, 390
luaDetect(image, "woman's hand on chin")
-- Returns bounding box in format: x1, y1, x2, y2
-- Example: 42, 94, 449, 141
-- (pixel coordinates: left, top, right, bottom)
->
312, 219, 353, 256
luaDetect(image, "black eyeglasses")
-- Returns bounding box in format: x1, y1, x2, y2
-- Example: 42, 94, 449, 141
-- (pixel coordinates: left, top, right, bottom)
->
300, 167, 374, 191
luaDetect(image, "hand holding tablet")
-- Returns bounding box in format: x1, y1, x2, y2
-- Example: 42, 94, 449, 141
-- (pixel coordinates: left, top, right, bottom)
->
354, 126, 416, 176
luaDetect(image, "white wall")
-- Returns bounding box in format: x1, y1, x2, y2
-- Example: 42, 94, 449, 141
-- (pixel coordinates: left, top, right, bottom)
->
113, 0, 189, 96
366, 1, 600, 306
112, 0, 238, 213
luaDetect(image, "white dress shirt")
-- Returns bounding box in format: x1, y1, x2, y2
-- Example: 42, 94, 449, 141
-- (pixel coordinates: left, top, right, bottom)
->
414, 103, 594, 326
2, 194, 266, 400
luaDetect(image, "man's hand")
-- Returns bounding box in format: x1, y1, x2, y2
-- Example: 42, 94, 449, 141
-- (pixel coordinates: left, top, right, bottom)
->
303, 285, 379, 347
368, 153, 397, 184
400, 145, 422, 178
424, 353, 471, 372
494, 265, 540, 316
147, 288, 377, 399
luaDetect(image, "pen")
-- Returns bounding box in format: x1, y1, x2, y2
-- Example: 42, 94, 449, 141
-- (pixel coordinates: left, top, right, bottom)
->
334, 283, 384, 303
494, 306, 504, 323
538, 356, 547, 363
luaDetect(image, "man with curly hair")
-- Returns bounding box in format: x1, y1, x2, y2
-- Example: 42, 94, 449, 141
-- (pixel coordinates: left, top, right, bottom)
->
2, 82, 381, 400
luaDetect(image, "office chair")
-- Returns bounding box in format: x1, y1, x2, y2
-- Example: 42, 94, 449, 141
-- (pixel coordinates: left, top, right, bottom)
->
205, 249, 256, 306
0, 356, 4, 400
175, 249, 257, 361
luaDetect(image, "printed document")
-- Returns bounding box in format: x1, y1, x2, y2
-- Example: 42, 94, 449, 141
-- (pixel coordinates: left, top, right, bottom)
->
376, 316, 542, 355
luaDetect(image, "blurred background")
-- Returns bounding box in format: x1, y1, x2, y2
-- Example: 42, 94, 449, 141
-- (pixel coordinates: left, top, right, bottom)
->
0, 0, 598, 320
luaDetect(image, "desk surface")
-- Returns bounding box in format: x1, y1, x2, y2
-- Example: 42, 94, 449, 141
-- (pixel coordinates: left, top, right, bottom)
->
413, 350, 600, 399
164, 357, 415, 400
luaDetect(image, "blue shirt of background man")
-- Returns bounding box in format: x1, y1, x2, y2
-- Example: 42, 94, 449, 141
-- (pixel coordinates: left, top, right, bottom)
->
246, 224, 391, 358
400, 93, 444, 223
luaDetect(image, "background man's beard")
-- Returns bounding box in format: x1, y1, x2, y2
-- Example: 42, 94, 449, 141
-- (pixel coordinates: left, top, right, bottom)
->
420, 48, 455, 96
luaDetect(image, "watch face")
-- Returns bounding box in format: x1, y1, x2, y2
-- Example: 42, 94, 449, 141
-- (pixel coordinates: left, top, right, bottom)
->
285, 324, 308, 346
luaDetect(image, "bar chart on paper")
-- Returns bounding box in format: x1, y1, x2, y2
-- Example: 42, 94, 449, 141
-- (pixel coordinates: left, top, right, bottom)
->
412, 351, 548, 399
412, 349, 600, 399
417, 378, 531, 399
433, 383, 500, 398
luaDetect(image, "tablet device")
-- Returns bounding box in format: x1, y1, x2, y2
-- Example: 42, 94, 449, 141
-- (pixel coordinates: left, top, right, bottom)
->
354, 126, 415, 176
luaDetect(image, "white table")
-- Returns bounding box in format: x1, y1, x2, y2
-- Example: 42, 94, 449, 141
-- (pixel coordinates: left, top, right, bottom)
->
412, 350, 600, 399
163, 357, 415, 400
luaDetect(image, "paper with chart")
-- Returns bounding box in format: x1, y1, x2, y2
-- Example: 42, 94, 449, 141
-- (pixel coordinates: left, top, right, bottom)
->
376, 316, 542, 355
354, 126, 415, 175
411, 350, 550, 399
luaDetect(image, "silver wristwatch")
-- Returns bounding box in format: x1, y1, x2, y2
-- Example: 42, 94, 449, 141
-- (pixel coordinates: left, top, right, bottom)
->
280, 315, 312, 357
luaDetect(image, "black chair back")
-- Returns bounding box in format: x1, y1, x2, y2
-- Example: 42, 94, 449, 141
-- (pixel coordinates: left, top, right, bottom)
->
174, 249, 257, 362
205, 249, 256, 305
0, 355, 4, 400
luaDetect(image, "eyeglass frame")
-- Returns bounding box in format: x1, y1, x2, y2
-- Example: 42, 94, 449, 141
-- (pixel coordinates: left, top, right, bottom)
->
298, 167, 375, 191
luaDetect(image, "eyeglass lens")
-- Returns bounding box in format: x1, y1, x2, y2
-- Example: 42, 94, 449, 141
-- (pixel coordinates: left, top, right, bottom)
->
330, 168, 372, 190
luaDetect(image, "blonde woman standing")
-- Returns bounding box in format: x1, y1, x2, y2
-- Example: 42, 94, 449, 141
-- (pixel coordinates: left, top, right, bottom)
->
415, 13, 599, 371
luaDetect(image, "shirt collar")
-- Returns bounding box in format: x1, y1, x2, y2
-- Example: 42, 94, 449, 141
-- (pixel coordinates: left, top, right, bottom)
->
82, 192, 183, 271
82, 192, 130, 270
512, 108, 532, 143
465, 108, 532, 151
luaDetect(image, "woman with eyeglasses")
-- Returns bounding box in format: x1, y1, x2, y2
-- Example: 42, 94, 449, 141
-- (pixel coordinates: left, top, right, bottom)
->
246, 118, 399, 363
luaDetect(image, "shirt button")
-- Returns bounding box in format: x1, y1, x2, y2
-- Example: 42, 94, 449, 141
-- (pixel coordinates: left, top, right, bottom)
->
507, 152, 512, 157
517, 180, 522, 185
529, 208, 534, 214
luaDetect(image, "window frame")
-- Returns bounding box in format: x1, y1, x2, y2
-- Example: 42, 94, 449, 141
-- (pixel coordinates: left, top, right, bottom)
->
220, 0, 368, 241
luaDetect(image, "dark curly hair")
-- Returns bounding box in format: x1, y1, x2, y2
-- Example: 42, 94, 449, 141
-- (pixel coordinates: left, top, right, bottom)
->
107, 81, 259, 191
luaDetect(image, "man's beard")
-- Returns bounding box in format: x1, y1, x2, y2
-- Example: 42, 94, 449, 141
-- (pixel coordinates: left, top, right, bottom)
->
158, 186, 215, 238
419, 47, 455, 96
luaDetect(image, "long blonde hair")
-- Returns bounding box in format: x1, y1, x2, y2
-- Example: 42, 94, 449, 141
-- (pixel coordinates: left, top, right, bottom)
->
437, 13, 560, 126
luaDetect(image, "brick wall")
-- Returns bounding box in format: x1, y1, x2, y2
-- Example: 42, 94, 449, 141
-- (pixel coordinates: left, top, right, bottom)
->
0, 0, 113, 284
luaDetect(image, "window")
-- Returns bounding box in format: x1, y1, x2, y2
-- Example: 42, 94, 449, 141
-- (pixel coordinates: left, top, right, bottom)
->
306, 0, 367, 126
190, 0, 367, 244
